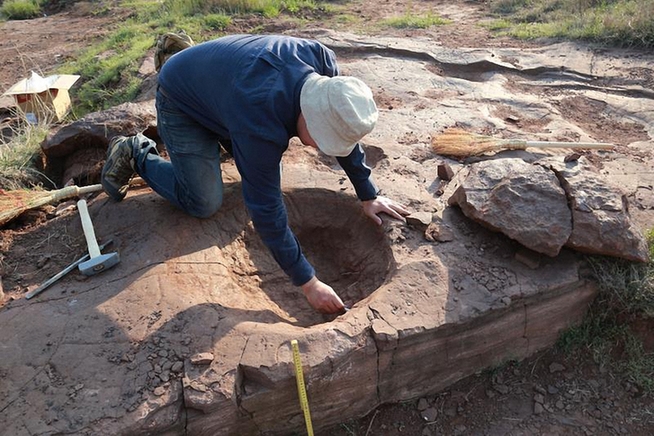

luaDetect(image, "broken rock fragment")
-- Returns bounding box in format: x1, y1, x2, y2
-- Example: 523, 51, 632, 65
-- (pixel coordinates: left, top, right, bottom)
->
406, 212, 433, 231
448, 157, 649, 262
40, 101, 159, 185
190, 352, 214, 366
42, 101, 158, 158
424, 218, 455, 242
448, 158, 571, 256
437, 163, 455, 181
546, 159, 649, 262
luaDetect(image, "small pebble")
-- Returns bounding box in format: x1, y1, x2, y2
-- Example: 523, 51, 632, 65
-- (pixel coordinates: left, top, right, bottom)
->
190, 352, 214, 365
549, 362, 566, 373
547, 385, 559, 394
494, 384, 509, 395
421, 407, 438, 422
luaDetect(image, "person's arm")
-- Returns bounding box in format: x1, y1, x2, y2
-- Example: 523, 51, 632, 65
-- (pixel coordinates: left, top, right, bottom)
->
336, 143, 379, 200
313, 42, 340, 78
233, 138, 314, 286
337, 144, 410, 223
232, 135, 346, 313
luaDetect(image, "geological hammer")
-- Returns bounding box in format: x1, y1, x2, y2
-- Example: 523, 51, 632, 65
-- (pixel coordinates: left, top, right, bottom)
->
77, 199, 120, 276
26, 239, 114, 299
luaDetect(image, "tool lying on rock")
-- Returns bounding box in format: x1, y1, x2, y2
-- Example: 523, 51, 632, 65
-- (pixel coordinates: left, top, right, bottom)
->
0, 184, 103, 227
25, 240, 114, 300
431, 128, 614, 158
77, 199, 120, 276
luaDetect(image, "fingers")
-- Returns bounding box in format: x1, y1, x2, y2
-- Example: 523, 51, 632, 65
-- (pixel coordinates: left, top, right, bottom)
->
303, 278, 346, 314
384, 205, 407, 222
322, 292, 345, 314
380, 196, 410, 216
317, 288, 344, 314
366, 210, 383, 225
391, 202, 411, 216
364, 196, 410, 224
318, 302, 343, 314
373, 203, 409, 223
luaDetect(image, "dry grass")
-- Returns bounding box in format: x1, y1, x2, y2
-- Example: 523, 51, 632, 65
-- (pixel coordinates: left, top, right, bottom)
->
0, 120, 50, 190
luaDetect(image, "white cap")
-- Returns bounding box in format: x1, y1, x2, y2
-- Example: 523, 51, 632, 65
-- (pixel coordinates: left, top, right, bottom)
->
300, 73, 378, 157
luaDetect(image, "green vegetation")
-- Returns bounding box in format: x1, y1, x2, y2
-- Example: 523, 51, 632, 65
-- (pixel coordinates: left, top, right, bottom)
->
56, 0, 320, 114
488, 0, 654, 48
557, 230, 654, 392
203, 13, 232, 30
60, 24, 155, 114
0, 123, 49, 190
1, 0, 326, 189
0, 0, 41, 20
381, 12, 450, 29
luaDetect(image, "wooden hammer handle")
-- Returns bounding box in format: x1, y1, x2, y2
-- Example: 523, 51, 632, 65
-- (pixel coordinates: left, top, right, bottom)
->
77, 200, 101, 259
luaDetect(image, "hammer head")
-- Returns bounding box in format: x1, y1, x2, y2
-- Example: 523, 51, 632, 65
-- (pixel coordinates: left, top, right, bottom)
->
79, 252, 120, 276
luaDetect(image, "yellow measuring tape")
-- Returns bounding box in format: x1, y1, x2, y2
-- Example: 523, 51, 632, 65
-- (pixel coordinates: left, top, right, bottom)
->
291, 339, 314, 436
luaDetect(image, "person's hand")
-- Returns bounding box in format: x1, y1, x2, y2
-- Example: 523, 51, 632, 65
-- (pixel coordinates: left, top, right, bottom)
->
301, 277, 345, 314
362, 195, 410, 225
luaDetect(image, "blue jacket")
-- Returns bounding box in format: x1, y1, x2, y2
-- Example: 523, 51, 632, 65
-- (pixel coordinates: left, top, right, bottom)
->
158, 34, 378, 286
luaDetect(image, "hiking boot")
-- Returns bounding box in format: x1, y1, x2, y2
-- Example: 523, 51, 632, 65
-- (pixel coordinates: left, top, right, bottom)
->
101, 136, 135, 201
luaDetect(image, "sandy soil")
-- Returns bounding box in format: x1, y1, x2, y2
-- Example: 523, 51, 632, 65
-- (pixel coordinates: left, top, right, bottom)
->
1, 1, 653, 435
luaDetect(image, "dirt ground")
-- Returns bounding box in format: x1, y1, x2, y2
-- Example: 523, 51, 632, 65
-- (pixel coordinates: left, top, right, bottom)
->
1, 1, 653, 435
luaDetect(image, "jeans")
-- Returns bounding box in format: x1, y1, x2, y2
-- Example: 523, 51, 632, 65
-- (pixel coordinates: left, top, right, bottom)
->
133, 89, 224, 218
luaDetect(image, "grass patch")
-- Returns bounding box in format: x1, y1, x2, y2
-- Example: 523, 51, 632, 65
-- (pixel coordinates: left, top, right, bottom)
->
485, 18, 513, 31
53, 0, 323, 115
0, 123, 49, 190
334, 13, 357, 25
489, 0, 654, 48
557, 230, 654, 392
203, 13, 232, 30
160, 0, 318, 18
59, 21, 155, 114
0, 0, 41, 20
382, 12, 450, 29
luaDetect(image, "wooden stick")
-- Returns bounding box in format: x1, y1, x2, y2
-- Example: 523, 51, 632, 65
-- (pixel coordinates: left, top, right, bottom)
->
501, 139, 615, 149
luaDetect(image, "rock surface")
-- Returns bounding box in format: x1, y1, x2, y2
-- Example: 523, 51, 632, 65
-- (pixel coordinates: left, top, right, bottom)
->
40, 102, 159, 185
449, 157, 648, 261
448, 158, 571, 257
548, 158, 650, 262
42, 101, 158, 158
0, 167, 598, 435
1, 29, 653, 436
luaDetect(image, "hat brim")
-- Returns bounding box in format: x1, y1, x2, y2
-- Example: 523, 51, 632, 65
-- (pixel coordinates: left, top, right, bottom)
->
300, 74, 377, 157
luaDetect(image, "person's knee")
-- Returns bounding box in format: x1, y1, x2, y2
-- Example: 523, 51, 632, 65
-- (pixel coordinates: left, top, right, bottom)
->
184, 196, 223, 218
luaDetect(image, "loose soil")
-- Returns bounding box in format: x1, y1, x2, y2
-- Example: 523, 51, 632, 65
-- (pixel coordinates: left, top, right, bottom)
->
1, 1, 653, 435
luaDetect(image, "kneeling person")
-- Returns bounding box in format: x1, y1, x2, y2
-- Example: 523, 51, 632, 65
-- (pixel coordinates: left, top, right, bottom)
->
101, 34, 409, 314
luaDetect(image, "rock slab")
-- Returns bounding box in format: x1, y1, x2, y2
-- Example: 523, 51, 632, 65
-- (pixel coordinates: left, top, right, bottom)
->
449, 158, 648, 262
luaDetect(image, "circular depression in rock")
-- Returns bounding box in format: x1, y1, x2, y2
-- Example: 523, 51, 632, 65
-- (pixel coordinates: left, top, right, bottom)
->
244, 188, 394, 327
